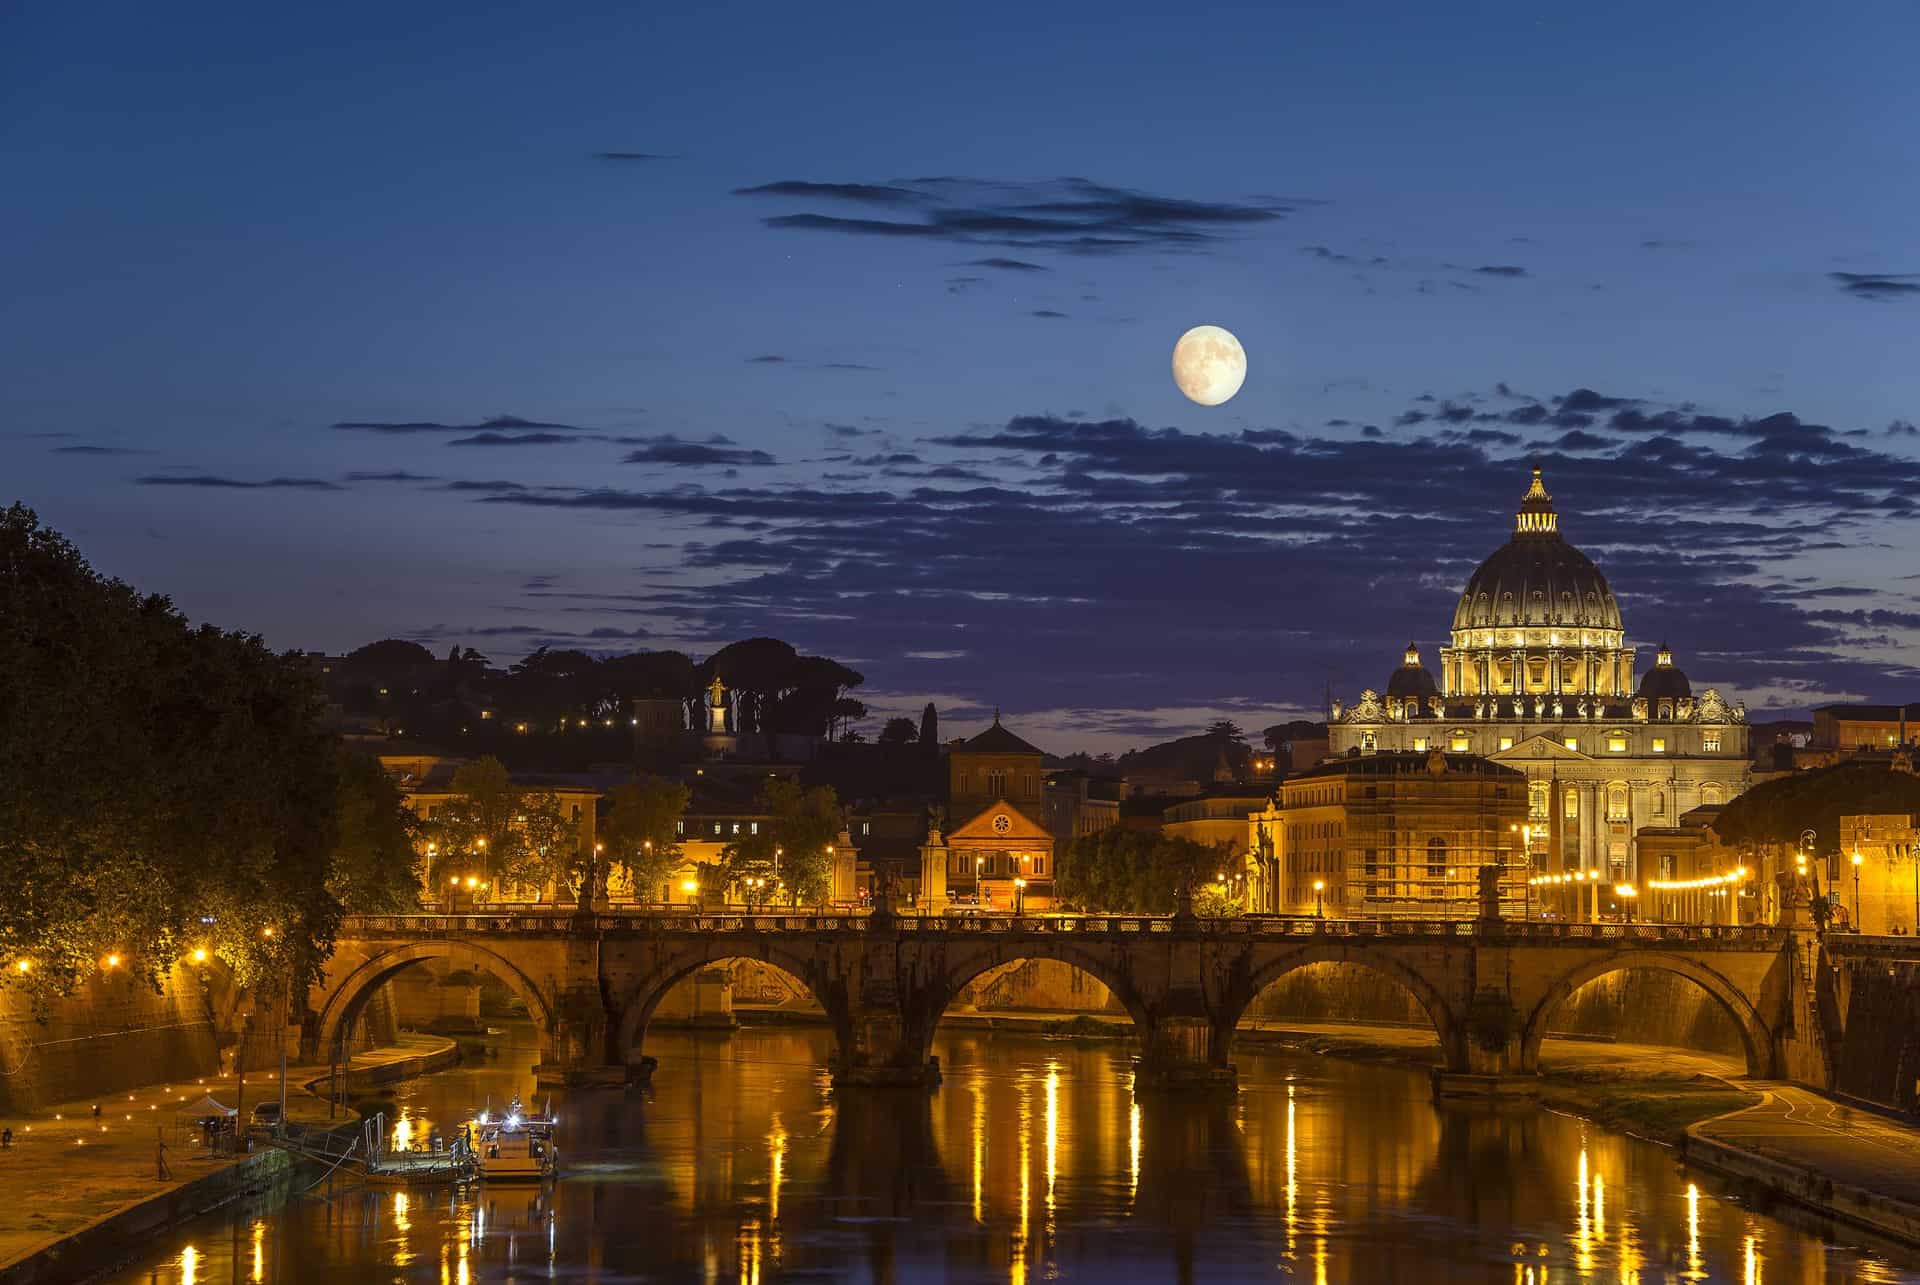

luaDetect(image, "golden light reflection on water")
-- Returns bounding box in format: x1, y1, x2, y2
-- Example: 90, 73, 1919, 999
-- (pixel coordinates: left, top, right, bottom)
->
1127, 1098, 1140, 1207
973, 1078, 987, 1224
1044, 1062, 1059, 1226
99, 1029, 1917, 1285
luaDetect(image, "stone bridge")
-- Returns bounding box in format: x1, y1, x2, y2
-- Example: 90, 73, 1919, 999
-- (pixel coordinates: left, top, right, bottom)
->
307, 909, 1876, 1096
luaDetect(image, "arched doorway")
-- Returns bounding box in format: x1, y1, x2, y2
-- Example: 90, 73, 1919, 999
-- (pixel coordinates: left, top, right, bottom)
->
1520, 952, 1771, 1077
1222, 945, 1463, 1072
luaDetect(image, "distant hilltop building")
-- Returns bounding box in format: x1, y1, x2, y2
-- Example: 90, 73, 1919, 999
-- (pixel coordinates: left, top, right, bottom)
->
1328, 466, 1751, 885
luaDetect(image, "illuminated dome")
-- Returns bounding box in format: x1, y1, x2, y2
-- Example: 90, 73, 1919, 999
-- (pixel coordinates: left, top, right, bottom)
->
1636, 643, 1692, 702
1386, 643, 1438, 701
1438, 467, 1635, 701
1450, 467, 1622, 636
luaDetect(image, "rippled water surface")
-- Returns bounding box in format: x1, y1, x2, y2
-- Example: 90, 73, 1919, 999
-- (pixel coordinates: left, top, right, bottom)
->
104, 1023, 1920, 1283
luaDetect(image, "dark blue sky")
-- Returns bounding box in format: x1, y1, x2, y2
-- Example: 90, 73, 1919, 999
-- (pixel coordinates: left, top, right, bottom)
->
6, 1, 1918, 751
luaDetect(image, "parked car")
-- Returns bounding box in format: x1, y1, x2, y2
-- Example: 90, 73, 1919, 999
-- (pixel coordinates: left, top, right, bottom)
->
251, 1101, 283, 1126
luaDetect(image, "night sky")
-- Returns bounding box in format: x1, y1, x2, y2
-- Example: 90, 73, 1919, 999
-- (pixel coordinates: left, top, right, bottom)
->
6, 1, 1918, 752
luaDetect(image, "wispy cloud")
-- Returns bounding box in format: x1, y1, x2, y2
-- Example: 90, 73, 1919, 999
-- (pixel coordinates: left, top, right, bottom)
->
135, 474, 345, 490
1831, 272, 1920, 300
332, 414, 590, 436
743, 175, 1303, 257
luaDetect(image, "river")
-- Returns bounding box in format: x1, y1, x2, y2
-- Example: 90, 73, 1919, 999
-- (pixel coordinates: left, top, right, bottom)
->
102, 1022, 1918, 1283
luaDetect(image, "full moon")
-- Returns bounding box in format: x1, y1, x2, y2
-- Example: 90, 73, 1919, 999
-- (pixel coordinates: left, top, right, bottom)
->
1171, 325, 1247, 406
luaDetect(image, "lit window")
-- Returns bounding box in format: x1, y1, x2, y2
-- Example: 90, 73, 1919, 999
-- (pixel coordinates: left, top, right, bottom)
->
1703, 732, 1721, 753
1412, 737, 1428, 752
1651, 737, 1666, 754
1498, 736, 1514, 751
1563, 737, 1580, 752
750, 822, 759, 834
1607, 733, 1627, 753
1606, 782, 1629, 821
1564, 788, 1579, 818
1449, 732, 1470, 752
1361, 731, 1377, 752
1529, 781, 1550, 819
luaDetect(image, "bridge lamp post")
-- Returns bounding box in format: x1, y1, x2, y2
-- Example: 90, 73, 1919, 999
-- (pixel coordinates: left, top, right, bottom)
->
1615, 884, 1637, 923
1313, 879, 1325, 920
1013, 877, 1027, 916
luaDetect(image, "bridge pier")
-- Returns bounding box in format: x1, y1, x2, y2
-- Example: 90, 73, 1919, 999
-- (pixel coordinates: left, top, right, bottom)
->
1133, 1015, 1237, 1092
534, 936, 627, 1089
833, 967, 940, 1089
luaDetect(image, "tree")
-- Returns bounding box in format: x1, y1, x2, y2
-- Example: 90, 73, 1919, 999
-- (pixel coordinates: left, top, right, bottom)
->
1205, 720, 1247, 742
723, 779, 841, 906
427, 756, 524, 889
326, 749, 421, 914
0, 504, 345, 996
918, 703, 938, 754
1714, 762, 1920, 858
878, 717, 920, 745
1053, 828, 1227, 914
512, 790, 579, 901
602, 776, 689, 902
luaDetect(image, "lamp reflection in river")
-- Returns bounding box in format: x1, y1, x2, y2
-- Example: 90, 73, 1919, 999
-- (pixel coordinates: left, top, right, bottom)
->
972, 1080, 986, 1224
180, 1244, 198, 1285
1687, 1182, 1702, 1279
1745, 1232, 1762, 1285
1284, 1084, 1297, 1261
1128, 1100, 1140, 1207
1012, 1079, 1032, 1285
250, 1219, 264, 1283
1575, 1147, 1594, 1273
1044, 1062, 1059, 1224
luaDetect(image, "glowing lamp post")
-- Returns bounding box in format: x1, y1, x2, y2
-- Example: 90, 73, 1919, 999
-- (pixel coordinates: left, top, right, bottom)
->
1313, 879, 1325, 920
1013, 876, 1027, 916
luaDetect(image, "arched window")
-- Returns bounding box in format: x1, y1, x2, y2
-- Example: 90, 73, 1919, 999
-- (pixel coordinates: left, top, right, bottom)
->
1653, 789, 1666, 817
1657, 699, 1674, 720
1529, 780, 1550, 819
1606, 782, 1629, 821
1564, 787, 1579, 819
1701, 782, 1725, 806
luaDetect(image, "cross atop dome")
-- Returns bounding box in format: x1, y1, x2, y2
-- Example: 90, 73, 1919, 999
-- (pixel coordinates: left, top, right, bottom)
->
1515, 464, 1558, 535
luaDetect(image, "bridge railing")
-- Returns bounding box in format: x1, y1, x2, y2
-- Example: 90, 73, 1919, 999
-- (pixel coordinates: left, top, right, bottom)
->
338, 911, 1784, 947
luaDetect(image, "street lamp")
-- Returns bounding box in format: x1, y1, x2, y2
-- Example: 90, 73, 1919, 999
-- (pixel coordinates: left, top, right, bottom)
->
1313, 879, 1325, 920
1013, 876, 1027, 916
1511, 822, 1535, 921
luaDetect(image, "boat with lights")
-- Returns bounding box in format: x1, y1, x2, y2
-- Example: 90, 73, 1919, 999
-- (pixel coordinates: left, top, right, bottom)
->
473, 1096, 558, 1181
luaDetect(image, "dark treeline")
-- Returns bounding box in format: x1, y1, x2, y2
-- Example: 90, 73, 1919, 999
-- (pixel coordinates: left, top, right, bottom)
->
327, 636, 867, 766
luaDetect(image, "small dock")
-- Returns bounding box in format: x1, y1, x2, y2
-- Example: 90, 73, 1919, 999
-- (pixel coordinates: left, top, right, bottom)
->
271, 1115, 474, 1186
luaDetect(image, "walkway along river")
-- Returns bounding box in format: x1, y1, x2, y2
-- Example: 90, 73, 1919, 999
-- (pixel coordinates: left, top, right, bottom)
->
100, 1022, 1920, 1283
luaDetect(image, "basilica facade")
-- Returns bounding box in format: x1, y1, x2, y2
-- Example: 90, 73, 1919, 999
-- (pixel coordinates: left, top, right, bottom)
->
1327, 467, 1751, 885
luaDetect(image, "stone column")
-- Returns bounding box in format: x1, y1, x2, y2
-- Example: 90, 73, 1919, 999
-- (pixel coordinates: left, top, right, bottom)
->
1547, 649, 1561, 694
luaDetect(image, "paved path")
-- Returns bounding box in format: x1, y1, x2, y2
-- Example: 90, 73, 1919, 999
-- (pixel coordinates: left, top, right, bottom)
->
0, 1035, 450, 1272
1696, 1083, 1920, 1209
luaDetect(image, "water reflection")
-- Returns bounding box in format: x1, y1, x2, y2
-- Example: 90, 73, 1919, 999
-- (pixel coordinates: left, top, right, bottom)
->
106, 1022, 1916, 1284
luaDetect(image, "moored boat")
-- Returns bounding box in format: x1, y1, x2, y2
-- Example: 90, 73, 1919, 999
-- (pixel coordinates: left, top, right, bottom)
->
473, 1095, 558, 1182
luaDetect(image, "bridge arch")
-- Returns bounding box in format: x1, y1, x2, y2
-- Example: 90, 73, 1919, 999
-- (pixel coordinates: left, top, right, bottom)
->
1221, 943, 1466, 1071
914, 942, 1153, 1060
614, 941, 848, 1071
1519, 950, 1773, 1077
313, 939, 557, 1060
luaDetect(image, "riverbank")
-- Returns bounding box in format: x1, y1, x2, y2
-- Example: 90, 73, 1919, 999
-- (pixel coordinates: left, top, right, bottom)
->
0, 1035, 455, 1284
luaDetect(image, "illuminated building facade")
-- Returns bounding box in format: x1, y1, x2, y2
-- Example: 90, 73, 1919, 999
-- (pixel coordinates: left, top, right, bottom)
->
919, 717, 1057, 912
1328, 468, 1751, 884
1262, 750, 1526, 918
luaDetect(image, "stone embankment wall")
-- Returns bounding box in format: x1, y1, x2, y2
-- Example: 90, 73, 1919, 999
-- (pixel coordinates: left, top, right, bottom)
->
0, 966, 225, 1115
1829, 955, 1920, 1116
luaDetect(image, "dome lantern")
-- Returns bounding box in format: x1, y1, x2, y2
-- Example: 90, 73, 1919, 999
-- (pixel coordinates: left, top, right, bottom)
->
1515, 465, 1557, 535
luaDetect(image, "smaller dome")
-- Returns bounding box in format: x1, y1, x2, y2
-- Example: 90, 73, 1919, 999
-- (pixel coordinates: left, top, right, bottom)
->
1637, 643, 1692, 702
1387, 643, 1438, 702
